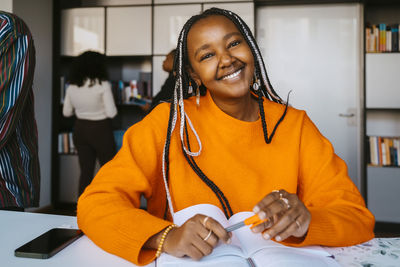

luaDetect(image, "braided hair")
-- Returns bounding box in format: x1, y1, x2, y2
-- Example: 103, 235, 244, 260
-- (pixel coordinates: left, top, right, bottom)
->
162, 8, 289, 219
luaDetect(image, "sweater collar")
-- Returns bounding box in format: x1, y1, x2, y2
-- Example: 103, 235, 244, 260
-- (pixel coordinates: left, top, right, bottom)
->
202, 90, 262, 127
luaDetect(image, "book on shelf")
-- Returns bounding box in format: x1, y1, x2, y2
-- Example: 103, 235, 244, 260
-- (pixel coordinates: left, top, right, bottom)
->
379, 23, 386, 52
368, 136, 400, 167
157, 204, 339, 267
365, 23, 400, 53
381, 139, 388, 165
58, 132, 76, 154
386, 26, 392, 52
373, 24, 379, 52
392, 24, 399, 52
58, 130, 125, 154
369, 136, 378, 166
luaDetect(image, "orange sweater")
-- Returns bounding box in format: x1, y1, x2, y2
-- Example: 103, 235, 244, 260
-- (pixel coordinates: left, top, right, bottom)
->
77, 91, 374, 266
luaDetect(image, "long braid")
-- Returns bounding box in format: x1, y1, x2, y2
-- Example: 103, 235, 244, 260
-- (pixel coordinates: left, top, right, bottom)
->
256, 89, 290, 144
162, 81, 178, 219
183, 122, 233, 217
161, 8, 289, 219
181, 15, 233, 217
182, 14, 233, 218
161, 18, 201, 218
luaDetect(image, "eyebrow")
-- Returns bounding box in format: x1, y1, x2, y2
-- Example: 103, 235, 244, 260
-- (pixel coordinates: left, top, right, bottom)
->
194, 31, 242, 58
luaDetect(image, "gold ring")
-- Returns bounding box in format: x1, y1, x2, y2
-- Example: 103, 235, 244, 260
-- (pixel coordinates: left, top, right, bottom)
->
295, 219, 301, 229
202, 216, 210, 227
203, 229, 212, 241
281, 197, 290, 209
272, 189, 283, 199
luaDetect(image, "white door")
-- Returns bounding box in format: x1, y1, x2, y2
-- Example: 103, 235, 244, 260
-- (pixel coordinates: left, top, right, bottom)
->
256, 4, 363, 188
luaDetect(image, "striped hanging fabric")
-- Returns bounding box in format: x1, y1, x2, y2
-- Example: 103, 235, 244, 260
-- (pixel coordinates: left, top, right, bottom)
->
0, 11, 40, 208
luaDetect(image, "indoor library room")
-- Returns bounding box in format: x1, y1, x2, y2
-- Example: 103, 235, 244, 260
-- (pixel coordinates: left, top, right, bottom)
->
1, 0, 400, 266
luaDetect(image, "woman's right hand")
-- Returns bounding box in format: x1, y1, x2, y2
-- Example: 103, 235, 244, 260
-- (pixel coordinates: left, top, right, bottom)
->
162, 214, 232, 260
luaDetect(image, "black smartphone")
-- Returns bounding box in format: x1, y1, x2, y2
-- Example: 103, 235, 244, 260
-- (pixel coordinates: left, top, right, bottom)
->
14, 228, 83, 259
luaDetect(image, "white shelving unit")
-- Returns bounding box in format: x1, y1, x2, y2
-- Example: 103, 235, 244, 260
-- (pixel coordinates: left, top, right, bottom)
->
106, 6, 152, 56
365, 54, 400, 223
366, 54, 400, 108
61, 8, 105, 56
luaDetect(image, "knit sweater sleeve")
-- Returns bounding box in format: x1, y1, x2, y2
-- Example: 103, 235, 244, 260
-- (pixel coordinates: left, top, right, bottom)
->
77, 103, 172, 266
284, 111, 375, 247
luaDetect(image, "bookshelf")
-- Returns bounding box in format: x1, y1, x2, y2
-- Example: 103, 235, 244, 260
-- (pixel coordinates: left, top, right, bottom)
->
52, 1, 154, 206
51, 0, 254, 208
364, 1, 400, 223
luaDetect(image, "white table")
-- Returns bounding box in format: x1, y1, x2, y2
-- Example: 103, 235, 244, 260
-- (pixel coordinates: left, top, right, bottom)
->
0, 210, 153, 267
2, 210, 399, 267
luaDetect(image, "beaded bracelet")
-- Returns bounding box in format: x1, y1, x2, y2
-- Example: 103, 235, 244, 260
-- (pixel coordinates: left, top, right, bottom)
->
156, 224, 178, 258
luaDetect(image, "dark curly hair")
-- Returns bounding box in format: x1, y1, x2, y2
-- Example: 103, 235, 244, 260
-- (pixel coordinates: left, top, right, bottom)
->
69, 51, 108, 87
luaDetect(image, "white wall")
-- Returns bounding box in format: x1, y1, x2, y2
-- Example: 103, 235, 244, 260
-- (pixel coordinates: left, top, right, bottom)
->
13, 0, 53, 208
0, 0, 13, 12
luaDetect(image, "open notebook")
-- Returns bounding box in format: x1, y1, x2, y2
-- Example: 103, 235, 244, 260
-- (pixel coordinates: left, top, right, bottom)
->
157, 204, 340, 267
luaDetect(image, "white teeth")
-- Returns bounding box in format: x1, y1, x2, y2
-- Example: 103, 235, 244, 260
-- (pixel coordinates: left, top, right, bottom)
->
222, 69, 242, 80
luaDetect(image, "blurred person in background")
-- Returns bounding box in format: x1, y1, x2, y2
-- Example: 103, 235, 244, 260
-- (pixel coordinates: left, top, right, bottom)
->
63, 51, 117, 196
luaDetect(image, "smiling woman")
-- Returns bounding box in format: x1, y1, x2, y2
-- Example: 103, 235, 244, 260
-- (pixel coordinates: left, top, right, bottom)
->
77, 7, 375, 266
187, 15, 257, 121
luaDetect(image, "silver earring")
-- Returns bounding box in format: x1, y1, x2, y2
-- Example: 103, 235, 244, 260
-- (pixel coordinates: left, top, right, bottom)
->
196, 87, 200, 107
253, 76, 260, 91
188, 81, 193, 94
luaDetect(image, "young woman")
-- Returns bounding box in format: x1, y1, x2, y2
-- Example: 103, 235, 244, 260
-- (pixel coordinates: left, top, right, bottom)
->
63, 51, 117, 195
77, 8, 374, 266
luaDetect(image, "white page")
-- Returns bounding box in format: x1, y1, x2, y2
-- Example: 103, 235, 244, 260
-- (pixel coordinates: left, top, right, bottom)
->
160, 204, 339, 267
161, 204, 247, 265
172, 204, 228, 227
172, 204, 243, 249
228, 210, 339, 267
158, 252, 249, 267
230, 215, 339, 267
251, 247, 340, 267
233, 223, 330, 257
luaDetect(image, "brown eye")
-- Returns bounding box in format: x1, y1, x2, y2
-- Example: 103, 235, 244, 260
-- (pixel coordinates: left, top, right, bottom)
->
228, 40, 241, 48
200, 53, 214, 61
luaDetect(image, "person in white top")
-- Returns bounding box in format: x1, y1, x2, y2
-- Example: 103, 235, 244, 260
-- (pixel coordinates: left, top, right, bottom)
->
63, 51, 117, 195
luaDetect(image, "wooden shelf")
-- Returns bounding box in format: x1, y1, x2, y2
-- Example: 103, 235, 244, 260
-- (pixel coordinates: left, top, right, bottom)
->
366, 108, 400, 112
367, 164, 400, 169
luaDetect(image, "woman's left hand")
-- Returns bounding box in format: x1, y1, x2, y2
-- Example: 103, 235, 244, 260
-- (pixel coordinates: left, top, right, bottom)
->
251, 189, 311, 242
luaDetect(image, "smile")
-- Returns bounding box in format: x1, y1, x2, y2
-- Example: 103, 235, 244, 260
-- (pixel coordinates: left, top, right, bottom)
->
221, 68, 243, 80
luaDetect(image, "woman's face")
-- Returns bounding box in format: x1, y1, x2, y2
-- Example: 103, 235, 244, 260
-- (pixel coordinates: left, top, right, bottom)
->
187, 15, 254, 101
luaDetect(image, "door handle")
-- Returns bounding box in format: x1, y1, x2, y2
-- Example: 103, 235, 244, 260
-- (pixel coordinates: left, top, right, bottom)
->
338, 113, 355, 117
